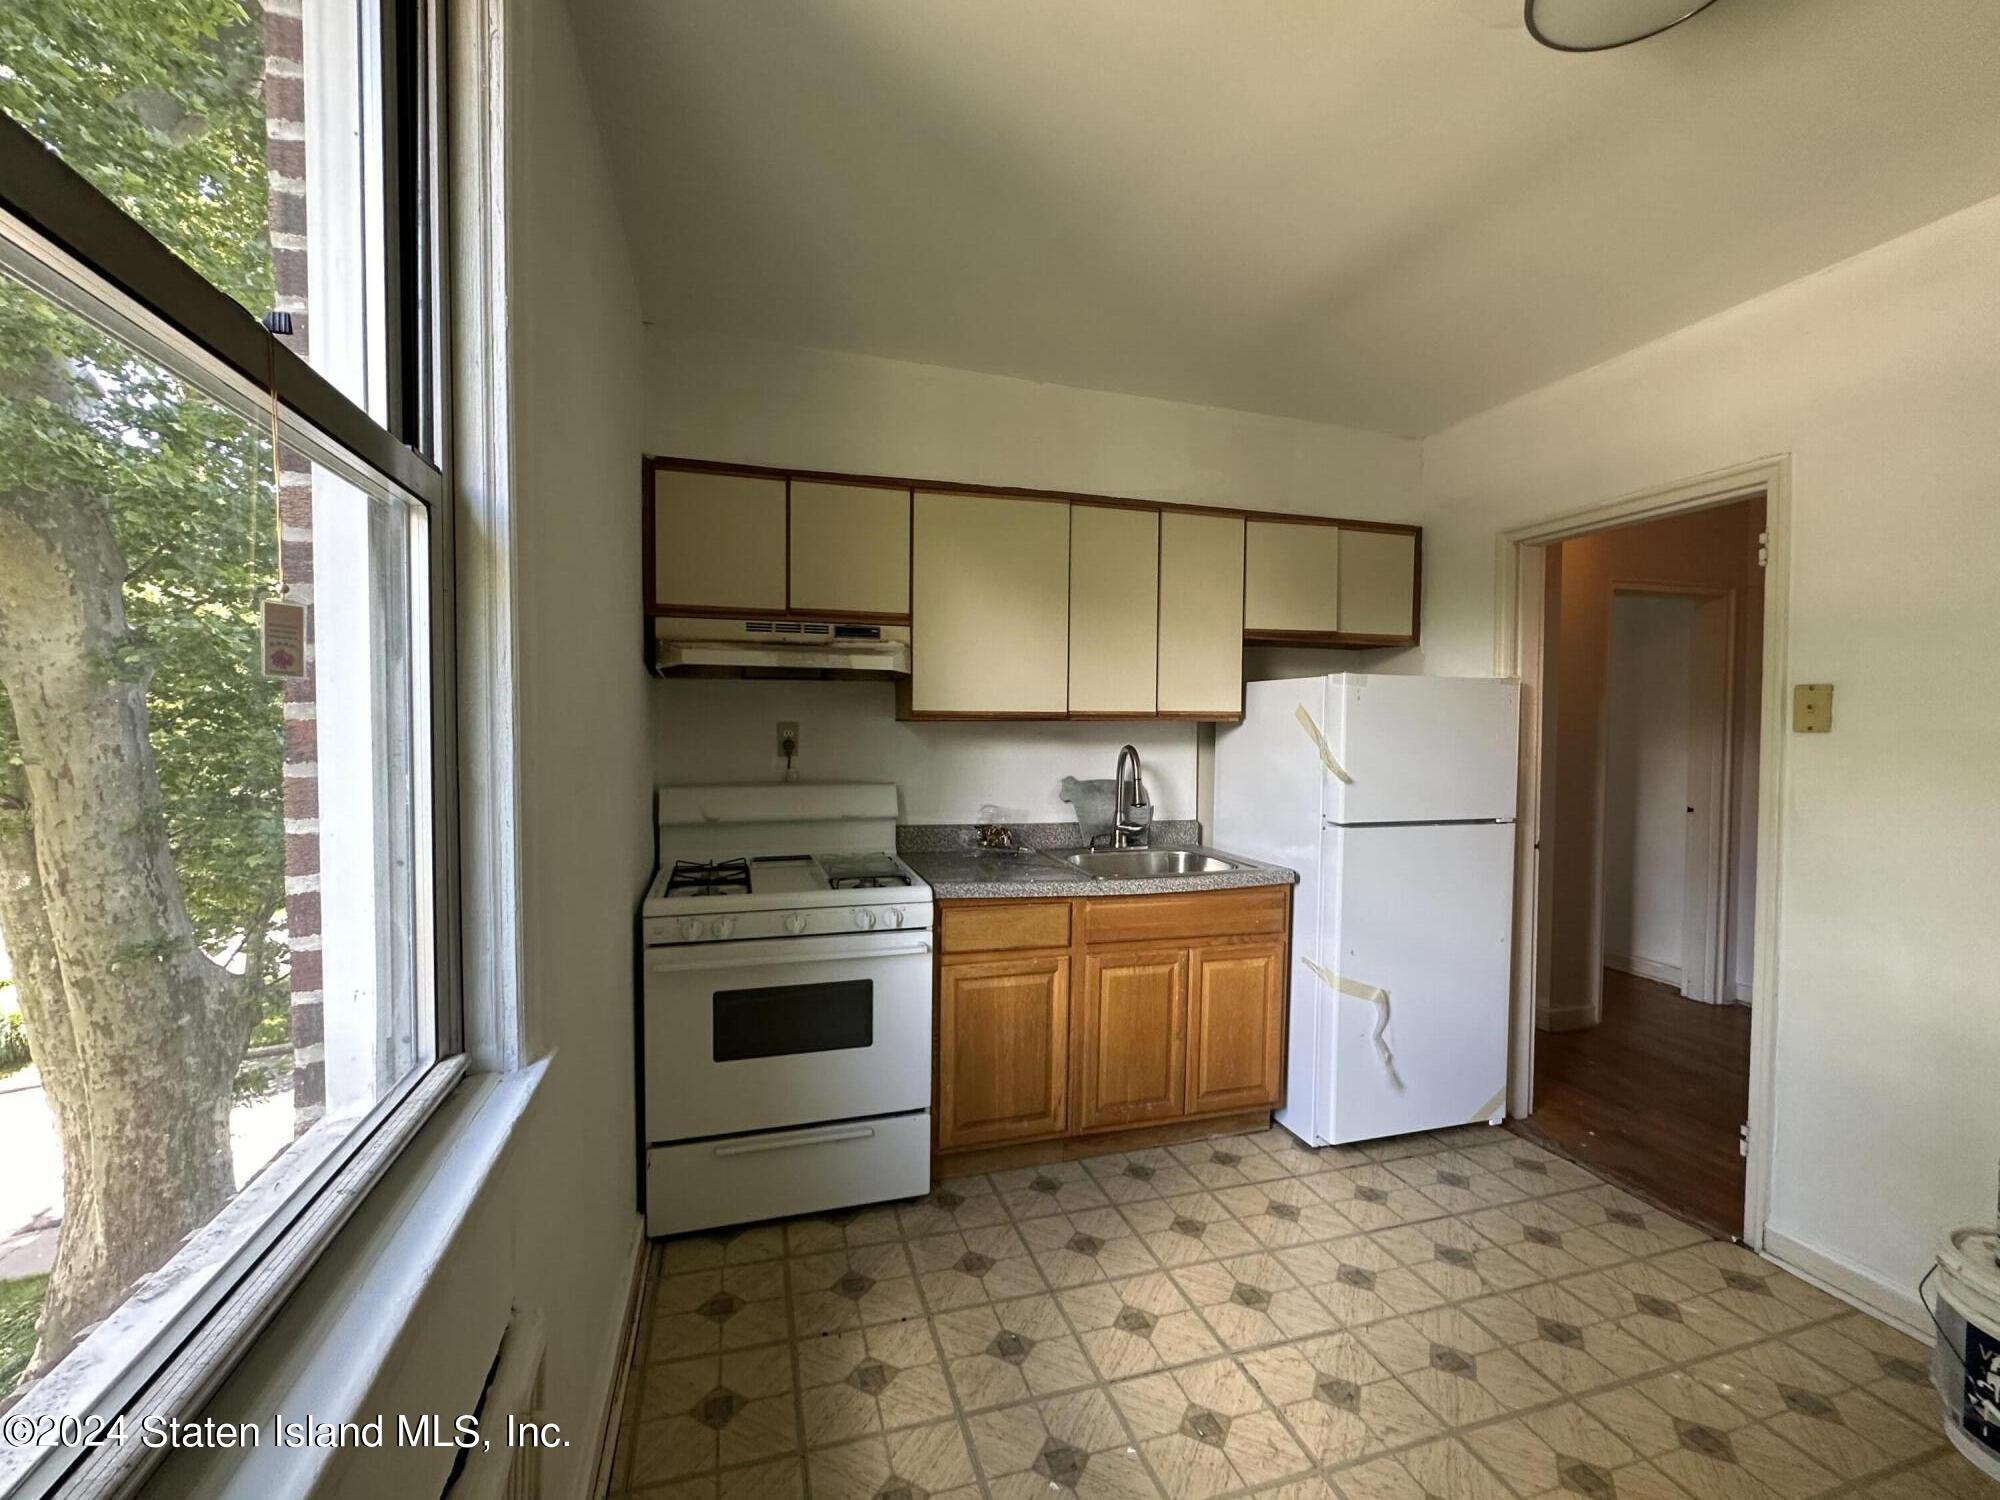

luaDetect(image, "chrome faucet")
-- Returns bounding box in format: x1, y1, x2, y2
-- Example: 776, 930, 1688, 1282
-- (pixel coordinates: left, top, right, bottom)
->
1112, 743, 1152, 850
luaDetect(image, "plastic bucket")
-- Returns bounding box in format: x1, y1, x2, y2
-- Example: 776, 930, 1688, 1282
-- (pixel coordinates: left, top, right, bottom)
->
1927, 1227, 2000, 1481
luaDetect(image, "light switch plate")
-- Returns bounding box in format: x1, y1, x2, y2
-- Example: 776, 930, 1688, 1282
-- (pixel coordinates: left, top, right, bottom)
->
1792, 684, 1833, 733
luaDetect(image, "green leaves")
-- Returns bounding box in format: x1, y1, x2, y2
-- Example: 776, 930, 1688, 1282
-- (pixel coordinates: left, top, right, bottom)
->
0, 2, 286, 1022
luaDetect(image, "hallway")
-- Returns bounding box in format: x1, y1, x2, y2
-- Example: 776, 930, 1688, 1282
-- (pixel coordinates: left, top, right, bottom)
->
1516, 970, 1752, 1240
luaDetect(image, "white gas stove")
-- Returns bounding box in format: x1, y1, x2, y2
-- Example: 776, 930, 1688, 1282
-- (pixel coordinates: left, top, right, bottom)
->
639, 784, 933, 1237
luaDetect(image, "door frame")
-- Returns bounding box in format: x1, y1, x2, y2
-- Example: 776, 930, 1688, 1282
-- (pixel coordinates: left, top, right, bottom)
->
1494, 456, 1790, 1249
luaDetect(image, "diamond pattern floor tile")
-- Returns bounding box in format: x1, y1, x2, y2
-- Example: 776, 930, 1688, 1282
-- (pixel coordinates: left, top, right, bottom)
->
602, 1123, 1973, 1500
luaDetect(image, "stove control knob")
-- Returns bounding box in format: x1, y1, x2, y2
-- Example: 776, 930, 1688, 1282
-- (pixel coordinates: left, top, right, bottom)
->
887, 907, 906, 928
853, 908, 877, 930
679, 917, 702, 942
713, 916, 735, 939
784, 912, 808, 936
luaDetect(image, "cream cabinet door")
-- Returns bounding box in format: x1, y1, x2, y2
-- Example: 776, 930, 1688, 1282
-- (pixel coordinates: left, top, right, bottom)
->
911, 493, 1070, 714
1244, 518, 1341, 634
1337, 527, 1418, 638
1069, 505, 1158, 714
1157, 511, 1244, 717
789, 481, 912, 616
654, 469, 787, 611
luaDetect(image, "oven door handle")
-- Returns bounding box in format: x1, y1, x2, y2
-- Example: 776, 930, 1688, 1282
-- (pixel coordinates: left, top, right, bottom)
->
647, 936, 932, 971
710, 1124, 876, 1157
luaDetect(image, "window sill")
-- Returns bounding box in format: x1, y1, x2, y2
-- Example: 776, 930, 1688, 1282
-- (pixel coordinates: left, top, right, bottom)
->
102, 1059, 548, 1500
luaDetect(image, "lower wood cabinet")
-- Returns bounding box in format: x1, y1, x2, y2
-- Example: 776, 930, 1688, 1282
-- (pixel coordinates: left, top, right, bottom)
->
934, 888, 1290, 1155
1187, 941, 1286, 1114
935, 954, 1069, 1150
1075, 948, 1190, 1130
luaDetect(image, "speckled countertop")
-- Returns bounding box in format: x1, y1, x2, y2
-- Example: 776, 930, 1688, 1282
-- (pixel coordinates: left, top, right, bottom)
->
897, 822, 1298, 900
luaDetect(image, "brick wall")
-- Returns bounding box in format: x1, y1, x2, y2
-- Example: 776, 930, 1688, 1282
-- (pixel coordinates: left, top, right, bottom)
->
263, 0, 325, 1131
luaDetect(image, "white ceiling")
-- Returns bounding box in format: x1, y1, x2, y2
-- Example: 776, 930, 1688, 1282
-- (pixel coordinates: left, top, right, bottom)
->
572, 0, 2000, 436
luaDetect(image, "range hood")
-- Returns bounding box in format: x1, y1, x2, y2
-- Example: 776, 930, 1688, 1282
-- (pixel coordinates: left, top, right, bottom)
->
650, 616, 911, 678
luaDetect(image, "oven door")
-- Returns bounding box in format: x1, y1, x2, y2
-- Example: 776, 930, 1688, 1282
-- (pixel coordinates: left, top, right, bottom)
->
643, 931, 933, 1143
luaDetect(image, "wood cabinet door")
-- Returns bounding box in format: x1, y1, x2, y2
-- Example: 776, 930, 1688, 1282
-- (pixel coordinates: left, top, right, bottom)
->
911, 493, 1070, 714
1244, 519, 1341, 635
1068, 504, 1159, 714
789, 481, 912, 617
937, 956, 1070, 1149
1337, 527, 1418, 639
1075, 947, 1189, 1131
1156, 511, 1245, 717
1186, 941, 1285, 1115
654, 469, 788, 611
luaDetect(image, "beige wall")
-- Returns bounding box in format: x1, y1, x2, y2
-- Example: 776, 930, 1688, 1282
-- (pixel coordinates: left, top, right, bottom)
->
1544, 502, 1764, 1029
646, 332, 1422, 822
1419, 192, 2000, 1318
505, 0, 653, 1487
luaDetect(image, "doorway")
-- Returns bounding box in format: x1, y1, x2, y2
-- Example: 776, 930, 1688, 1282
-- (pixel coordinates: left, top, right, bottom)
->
1500, 476, 1775, 1242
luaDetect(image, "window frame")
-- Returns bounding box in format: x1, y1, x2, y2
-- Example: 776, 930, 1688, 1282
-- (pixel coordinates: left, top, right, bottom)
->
0, 0, 465, 1492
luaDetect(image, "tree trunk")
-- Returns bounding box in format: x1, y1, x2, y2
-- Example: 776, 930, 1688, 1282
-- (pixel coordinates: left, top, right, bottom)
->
0, 479, 252, 1380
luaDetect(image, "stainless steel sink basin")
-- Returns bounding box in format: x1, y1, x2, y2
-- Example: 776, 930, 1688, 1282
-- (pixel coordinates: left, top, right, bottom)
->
1055, 848, 1246, 878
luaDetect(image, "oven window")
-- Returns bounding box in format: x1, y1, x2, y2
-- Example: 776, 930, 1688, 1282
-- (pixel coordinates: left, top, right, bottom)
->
713, 979, 874, 1062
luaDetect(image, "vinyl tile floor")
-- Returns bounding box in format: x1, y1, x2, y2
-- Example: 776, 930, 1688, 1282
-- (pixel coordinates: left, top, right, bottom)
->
604, 1124, 1987, 1500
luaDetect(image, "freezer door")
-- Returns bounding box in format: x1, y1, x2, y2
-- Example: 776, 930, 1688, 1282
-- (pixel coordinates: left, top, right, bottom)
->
1320, 822, 1514, 1145
1323, 675, 1521, 825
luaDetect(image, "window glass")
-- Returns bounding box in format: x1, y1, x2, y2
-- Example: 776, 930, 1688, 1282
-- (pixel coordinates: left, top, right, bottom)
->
0, 1, 390, 418
0, 261, 429, 1437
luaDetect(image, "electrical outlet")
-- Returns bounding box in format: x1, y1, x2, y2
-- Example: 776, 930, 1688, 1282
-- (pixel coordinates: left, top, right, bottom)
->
1792, 684, 1833, 733
777, 721, 800, 757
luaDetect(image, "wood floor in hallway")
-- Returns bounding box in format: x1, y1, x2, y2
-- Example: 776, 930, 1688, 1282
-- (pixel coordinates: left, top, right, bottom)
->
1514, 967, 1752, 1239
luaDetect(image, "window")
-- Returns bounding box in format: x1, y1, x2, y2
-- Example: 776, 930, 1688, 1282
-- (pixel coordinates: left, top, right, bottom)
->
0, 2, 452, 1493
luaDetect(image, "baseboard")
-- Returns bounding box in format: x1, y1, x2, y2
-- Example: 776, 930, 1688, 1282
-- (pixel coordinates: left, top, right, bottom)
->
1539, 1002, 1598, 1033
1730, 979, 1753, 1004
1761, 1226, 1927, 1340
1605, 953, 1682, 987
582, 1217, 648, 1500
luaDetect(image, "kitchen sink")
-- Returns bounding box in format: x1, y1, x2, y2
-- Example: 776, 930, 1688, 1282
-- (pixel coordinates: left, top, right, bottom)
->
1055, 848, 1246, 878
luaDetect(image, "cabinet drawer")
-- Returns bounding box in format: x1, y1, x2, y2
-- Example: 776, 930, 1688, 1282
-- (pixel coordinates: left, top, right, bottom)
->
939, 900, 1072, 954
1082, 886, 1288, 946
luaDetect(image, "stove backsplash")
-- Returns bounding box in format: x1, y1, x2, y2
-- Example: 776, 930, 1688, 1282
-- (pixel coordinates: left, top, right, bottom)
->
653, 678, 1199, 824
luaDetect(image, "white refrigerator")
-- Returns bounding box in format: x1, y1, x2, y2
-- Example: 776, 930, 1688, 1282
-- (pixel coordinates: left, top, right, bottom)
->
1214, 674, 1520, 1146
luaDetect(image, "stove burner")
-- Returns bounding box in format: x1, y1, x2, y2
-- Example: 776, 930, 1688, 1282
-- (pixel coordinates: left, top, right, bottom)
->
821, 853, 911, 891
666, 857, 751, 898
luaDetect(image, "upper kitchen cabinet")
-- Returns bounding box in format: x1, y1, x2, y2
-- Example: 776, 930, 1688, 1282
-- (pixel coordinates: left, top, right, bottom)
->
909, 492, 1071, 716
652, 467, 787, 612
789, 480, 912, 618
1068, 504, 1159, 715
1244, 517, 1342, 636
645, 455, 1420, 691
1243, 514, 1421, 646
1337, 525, 1419, 639
1156, 511, 1245, 717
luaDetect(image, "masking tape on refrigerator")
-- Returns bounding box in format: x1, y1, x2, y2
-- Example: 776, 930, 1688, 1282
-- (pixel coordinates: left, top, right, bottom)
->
1303, 957, 1403, 1092
1294, 705, 1352, 783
